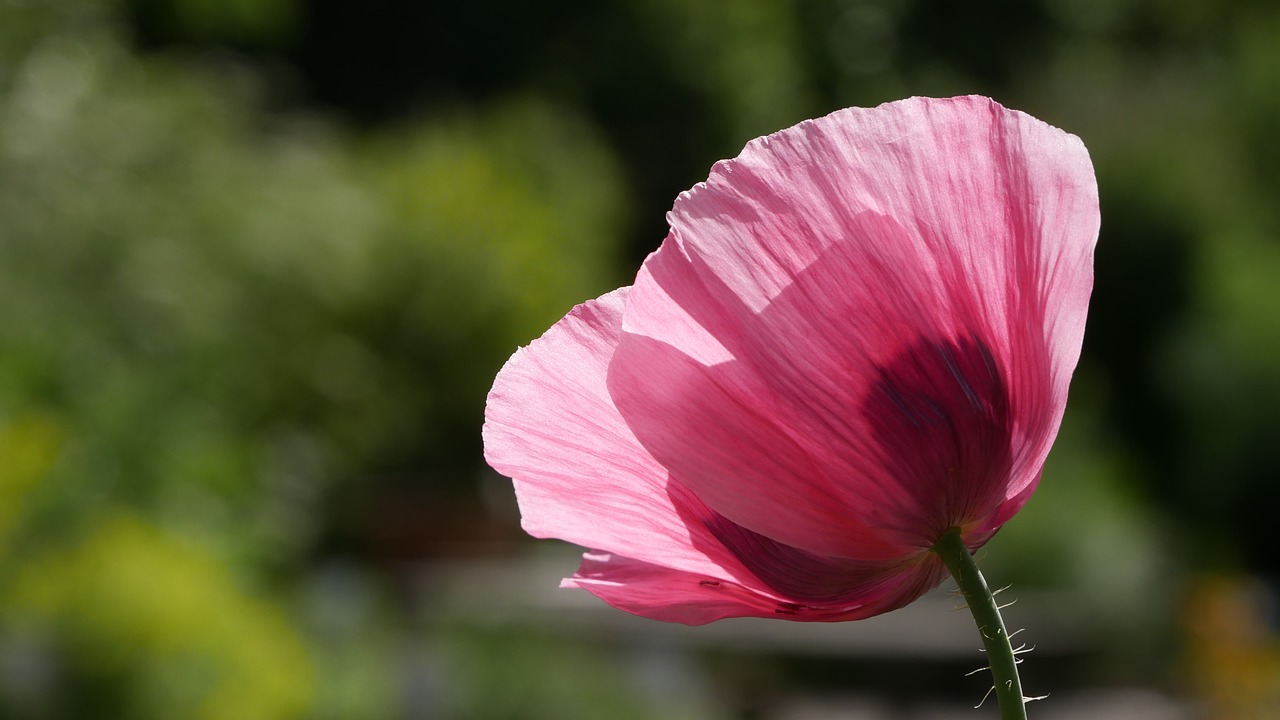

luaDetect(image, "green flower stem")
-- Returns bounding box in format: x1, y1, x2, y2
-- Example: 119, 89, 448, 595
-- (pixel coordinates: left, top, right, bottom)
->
931, 528, 1027, 720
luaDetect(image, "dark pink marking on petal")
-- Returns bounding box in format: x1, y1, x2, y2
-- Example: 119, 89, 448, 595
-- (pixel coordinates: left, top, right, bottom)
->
610, 224, 1023, 560
698, 507, 946, 608
861, 334, 1014, 542
566, 548, 947, 625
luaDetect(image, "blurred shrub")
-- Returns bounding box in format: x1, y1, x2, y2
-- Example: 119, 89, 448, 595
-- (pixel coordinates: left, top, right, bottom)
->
0, 1, 628, 717
3, 515, 312, 720
0, 415, 61, 544
629, 0, 816, 144
133, 0, 299, 44
1022, 0, 1280, 571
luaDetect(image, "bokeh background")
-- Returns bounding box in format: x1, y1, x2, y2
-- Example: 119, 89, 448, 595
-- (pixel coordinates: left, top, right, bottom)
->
1, 0, 1279, 718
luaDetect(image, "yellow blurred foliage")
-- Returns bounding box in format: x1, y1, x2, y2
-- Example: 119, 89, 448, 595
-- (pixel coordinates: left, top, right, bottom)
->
1182, 575, 1280, 720
7, 516, 314, 720
0, 415, 60, 544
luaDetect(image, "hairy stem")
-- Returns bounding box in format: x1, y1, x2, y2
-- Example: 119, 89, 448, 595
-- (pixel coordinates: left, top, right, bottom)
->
931, 528, 1028, 720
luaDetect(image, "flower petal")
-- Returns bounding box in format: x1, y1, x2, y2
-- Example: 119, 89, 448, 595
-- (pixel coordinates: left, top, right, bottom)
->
564, 552, 784, 625
610, 96, 1098, 558
484, 291, 950, 621
566, 549, 947, 626
485, 289, 747, 584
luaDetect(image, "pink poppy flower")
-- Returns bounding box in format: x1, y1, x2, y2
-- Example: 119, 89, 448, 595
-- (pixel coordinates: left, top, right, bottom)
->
483, 96, 1099, 625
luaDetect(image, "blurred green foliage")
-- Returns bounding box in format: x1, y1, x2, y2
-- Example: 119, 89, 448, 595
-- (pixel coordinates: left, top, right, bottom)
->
2, 0, 1280, 716
0, 2, 628, 717
6, 515, 312, 719
135, 0, 299, 44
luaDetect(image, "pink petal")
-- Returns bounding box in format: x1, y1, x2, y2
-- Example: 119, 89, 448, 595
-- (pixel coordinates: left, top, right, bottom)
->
564, 552, 785, 625
610, 96, 1098, 559
566, 549, 947, 626
484, 289, 746, 584
485, 292, 952, 620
